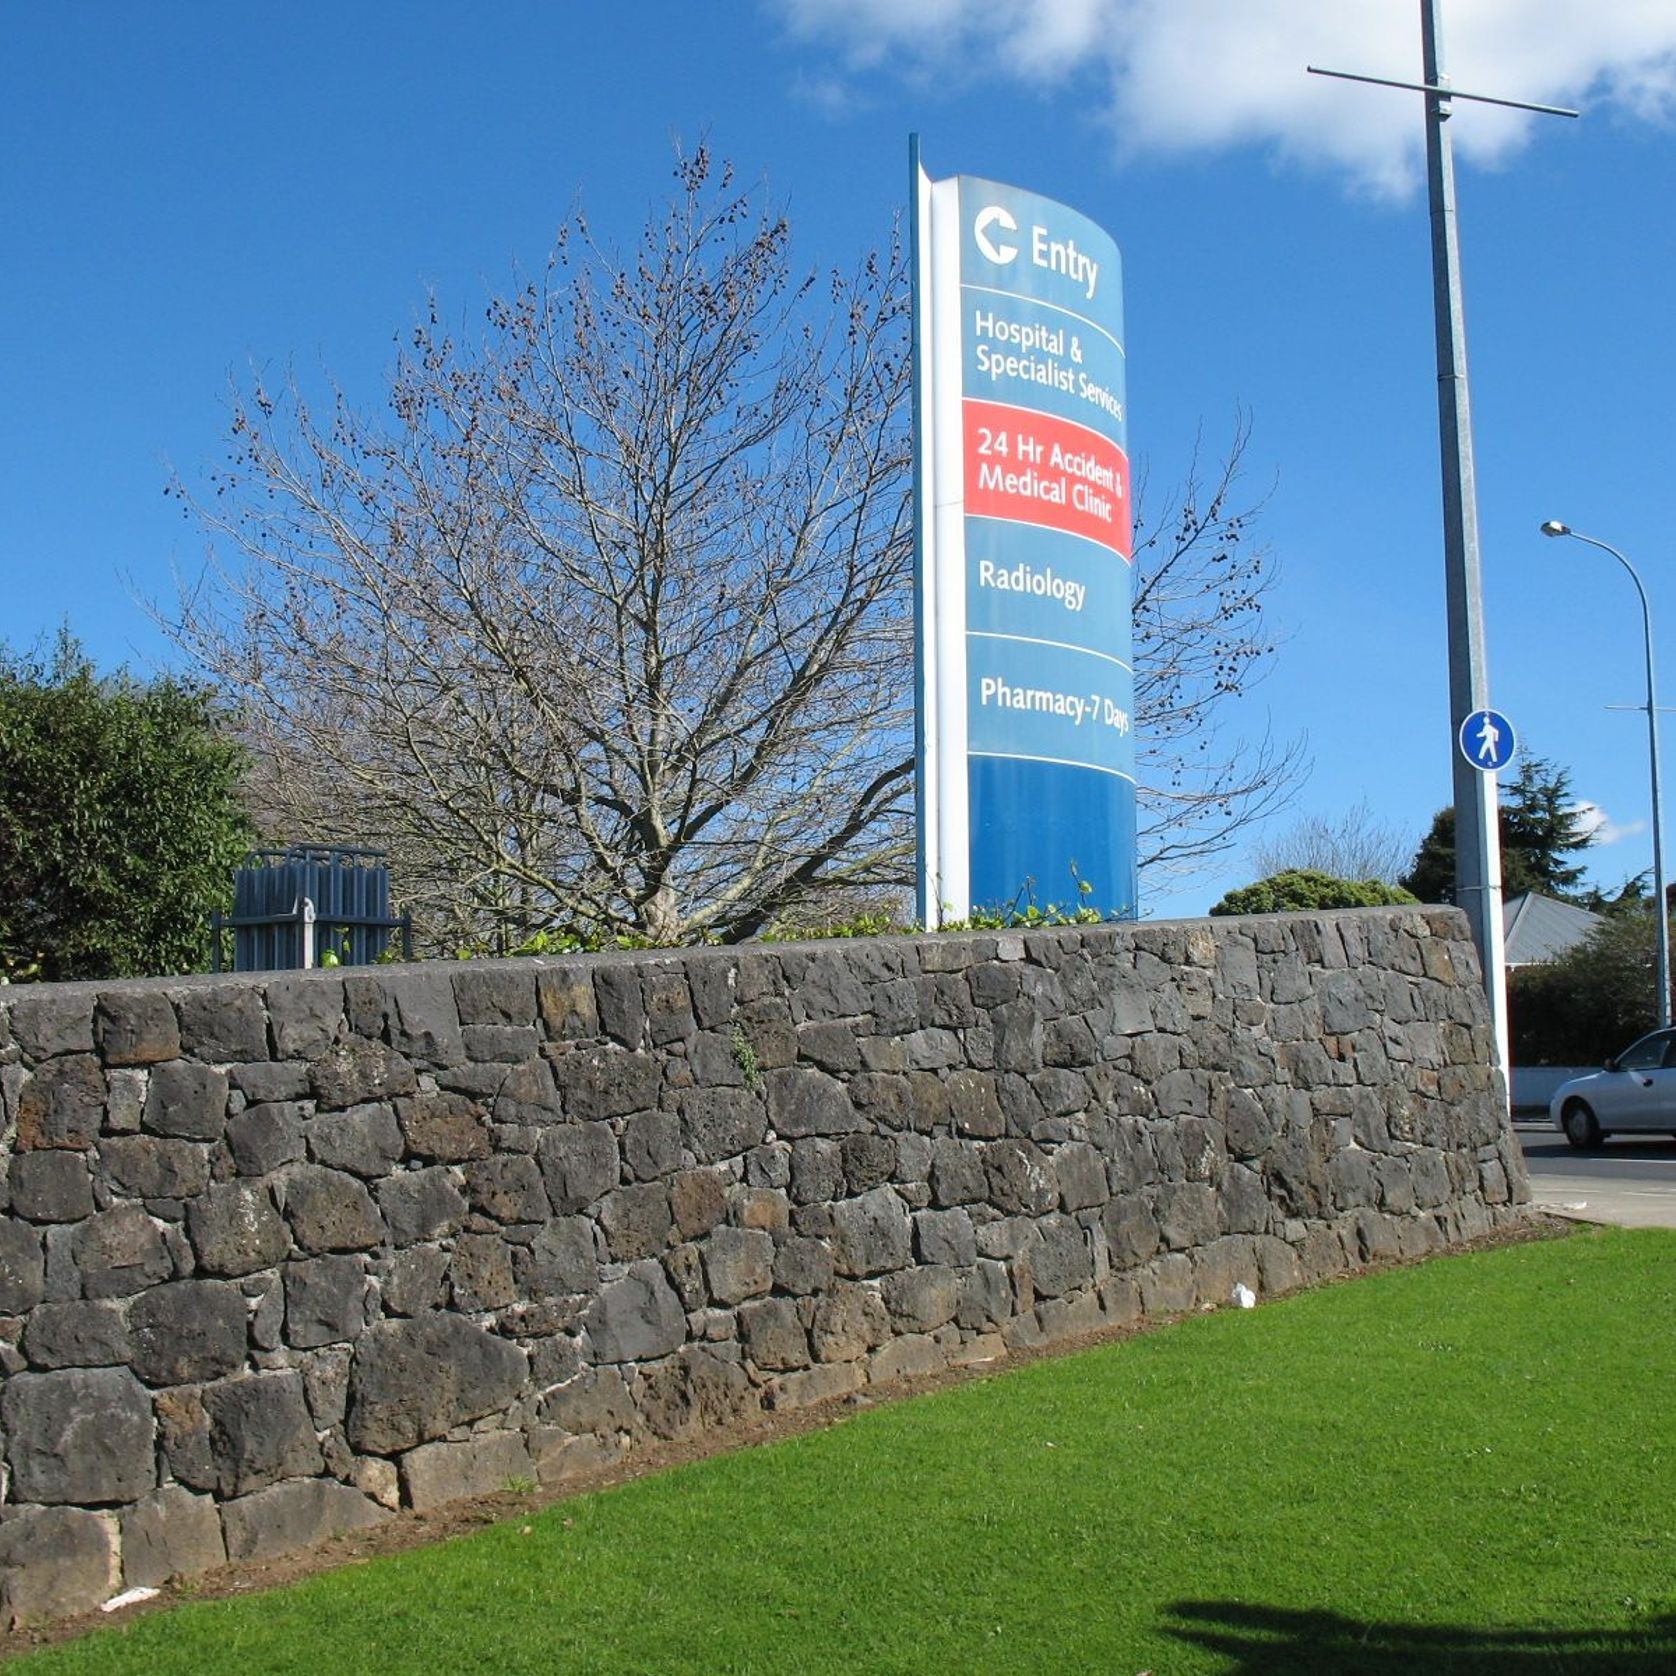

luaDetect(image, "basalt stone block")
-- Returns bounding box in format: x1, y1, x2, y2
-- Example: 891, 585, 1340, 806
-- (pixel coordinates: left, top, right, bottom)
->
75, 1203, 173, 1298
634, 1345, 756, 1440
552, 1046, 663, 1121
119, 1485, 226, 1588
176, 986, 269, 1064
285, 1254, 369, 1347
515, 1215, 598, 1299
583, 1260, 687, 1363
309, 1101, 404, 1177
381, 1244, 451, 1316
593, 965, 647, 1048
401, 1429, 533, 1512
1219, 1162, 1272, 1235
810, 1282, 889, 1363
881, 1265, 961, 1332
681, 1086, 767, 1164
831, 1186, 912, 1277
1031, 1216, 1094, 1298
3, 1366, 156, 1504
984, 1138, 1057, 1216
738, 1296, 809, 1371
788, 1137, 843, 1205
142, 1061, 229, 1141
229, 1060, 309, 1102
449, 1233, 517, 1311
265, 974, 346, 1060
1157, 1181, 1219, 1251
702, 1225, 774, 1305
187, 1179, 290, 1276
839, 1132, 896, 1195
464, 1024, 542, 1063
644, 970, 696, 1046
957, 1259, 1015, 1331
913, 1206, 977, 1268
623, 1110, 681, 1182
10, 1148, 95, 1221
766, 1067, 864, 1138
226, 1102, 307, 1176
598, 1183, 673, 1262
1103, 1193, 1161, 1267
22, 1299, 131, 1368
670, 1168, 728, 1239
347, 1315, 529, 1454
780, 950, 869, 1021
930, 1138, 988, 1207
220, 1478, 389, 1564
374, 1166, 467, 1247
452, 965, 538, 1028
463, 1154, 550, 1223
382, 971, 466, 1066
95, 992, 180, 1066
129, 1279, 249, 1385
398, 1089, 493, 1160
773, 1235, 836, 1295
538, 1364, 636, 1436
10, 992, 96, 1060
0, 1506, 119, 1626
795, 1021, 861, 1073
284, 1165, 386, 1253
16, 1055, 106, 1150
99, 1134, 211, 1201
946, 1069, 1005, 1138
536, 966, 600, 1040
0, 1218, 46, 1312
687, 1028, 747, 1088
537, 1121, 620, 1213
311, 1039, 418, 1111
202, 1370, 323, 1495
302, 1343, 352, 1429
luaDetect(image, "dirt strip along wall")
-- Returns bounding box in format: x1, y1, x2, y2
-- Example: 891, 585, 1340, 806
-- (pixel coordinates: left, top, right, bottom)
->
0, 907, 1526, 1623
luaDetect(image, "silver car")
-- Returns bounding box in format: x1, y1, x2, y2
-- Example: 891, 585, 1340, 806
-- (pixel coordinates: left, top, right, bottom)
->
1550, 1028, 1676, 1149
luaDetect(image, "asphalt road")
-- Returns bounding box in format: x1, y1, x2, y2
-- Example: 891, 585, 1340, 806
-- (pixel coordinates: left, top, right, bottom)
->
1514, 1121, 1676, 1229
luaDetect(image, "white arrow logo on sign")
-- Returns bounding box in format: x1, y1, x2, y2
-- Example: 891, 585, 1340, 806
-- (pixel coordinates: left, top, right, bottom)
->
973, 205, 1019, 266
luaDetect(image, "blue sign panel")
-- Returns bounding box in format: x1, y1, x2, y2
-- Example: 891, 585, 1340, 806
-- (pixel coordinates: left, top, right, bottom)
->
954, 176, 1133, 918
1459, 708, 1517, 772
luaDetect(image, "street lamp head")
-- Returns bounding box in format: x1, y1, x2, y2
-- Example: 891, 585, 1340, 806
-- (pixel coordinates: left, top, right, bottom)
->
1539, 520, 1570, 538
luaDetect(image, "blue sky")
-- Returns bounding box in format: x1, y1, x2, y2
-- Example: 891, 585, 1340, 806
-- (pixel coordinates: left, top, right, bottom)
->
4, 2, 1674, 918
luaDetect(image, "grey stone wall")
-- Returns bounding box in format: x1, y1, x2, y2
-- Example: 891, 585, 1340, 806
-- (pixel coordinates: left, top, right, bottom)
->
0, 908, 1526, 1623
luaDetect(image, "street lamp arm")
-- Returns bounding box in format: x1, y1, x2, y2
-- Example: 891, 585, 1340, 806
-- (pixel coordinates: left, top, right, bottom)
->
1540, 518, 1670, 1028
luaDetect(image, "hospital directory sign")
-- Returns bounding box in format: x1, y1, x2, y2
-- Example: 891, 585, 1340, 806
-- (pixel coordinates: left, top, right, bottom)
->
912, 148, 1135, 924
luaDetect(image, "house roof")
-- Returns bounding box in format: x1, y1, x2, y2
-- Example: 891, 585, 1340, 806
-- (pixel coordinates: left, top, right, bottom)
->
1502, 891, 1603, 966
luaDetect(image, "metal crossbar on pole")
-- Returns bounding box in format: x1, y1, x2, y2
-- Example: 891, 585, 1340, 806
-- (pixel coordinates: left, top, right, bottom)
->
1308, 1, 1578, 1090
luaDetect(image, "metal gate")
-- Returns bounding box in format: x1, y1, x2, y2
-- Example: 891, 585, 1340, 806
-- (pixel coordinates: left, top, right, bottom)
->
211, 846, 413, 972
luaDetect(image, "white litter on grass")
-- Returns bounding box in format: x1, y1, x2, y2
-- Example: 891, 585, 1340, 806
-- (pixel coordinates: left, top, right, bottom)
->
101, 1587, 159, 1613
1231, 1283, 1257, 1310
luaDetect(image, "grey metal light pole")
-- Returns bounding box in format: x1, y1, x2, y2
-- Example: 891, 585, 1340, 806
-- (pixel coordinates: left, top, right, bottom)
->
1308, 1, 1578, 1088
1540, 521, 1672, 1029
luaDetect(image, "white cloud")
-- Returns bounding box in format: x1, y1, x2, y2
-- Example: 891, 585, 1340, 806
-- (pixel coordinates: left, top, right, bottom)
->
770, 0, 1676, 195
1570, 800, 1645, 846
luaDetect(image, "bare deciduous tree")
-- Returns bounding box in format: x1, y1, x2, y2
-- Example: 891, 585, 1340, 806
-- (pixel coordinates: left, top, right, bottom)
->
175, 151, 916, 950
1251, 799, 1411, 886
1129, 416, 1306, 883
172, 154, 1299, 948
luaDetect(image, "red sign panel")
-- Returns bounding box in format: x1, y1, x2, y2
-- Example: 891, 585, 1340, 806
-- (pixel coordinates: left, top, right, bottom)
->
962, 398, 1132, 556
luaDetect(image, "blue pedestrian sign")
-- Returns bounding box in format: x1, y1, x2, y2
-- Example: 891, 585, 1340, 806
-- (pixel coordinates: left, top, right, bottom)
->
1459, 708, 1516, 772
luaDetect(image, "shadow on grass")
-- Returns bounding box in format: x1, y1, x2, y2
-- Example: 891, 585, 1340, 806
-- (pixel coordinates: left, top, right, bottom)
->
1166, 1601, 1676, 1673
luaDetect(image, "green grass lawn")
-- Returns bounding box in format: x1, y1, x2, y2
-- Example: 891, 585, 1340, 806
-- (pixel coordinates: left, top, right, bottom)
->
20, 1226, 1676, 1674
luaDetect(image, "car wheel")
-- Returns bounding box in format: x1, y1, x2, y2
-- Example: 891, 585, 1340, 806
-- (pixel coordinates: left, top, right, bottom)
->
1562, 1100, 1604, 1151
